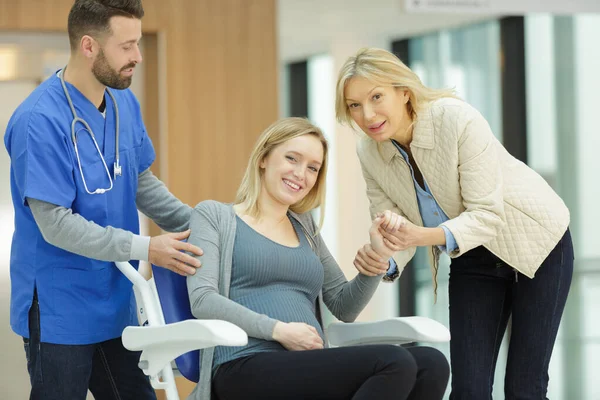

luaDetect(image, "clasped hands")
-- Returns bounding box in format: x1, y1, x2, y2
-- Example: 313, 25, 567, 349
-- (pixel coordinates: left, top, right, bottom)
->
354, 210, 422, 277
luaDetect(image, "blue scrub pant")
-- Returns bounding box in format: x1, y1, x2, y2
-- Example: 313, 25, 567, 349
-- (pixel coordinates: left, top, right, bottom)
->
23, 291, 156, 400
448, 229, 574, 400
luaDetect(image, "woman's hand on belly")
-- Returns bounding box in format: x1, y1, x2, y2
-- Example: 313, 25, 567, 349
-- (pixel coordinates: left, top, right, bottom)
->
272, 321, 324, 351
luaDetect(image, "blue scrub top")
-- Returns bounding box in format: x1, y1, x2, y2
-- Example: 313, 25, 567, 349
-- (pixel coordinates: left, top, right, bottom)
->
4, 71, 155, 345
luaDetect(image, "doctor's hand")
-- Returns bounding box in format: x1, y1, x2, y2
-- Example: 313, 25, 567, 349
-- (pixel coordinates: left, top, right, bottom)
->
272, 322, 324, 351
149, 229, 203, 276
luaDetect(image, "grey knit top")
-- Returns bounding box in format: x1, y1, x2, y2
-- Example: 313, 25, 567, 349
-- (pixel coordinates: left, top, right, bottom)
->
186, 200, 384, 400
212, 215, 325, 369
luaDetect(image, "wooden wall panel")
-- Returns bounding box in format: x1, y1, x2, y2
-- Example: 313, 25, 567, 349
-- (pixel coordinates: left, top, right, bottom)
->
140, 33, 162, 238
164, 0, 278, 205
0, 0, 163, 32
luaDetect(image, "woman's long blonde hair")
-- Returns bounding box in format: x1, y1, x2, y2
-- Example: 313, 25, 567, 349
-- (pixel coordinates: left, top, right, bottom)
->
335, 47, 458, 126
235, 117, 328, 228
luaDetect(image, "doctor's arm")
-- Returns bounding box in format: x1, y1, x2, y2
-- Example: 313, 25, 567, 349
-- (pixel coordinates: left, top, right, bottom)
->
28, 197, 147, 261
28, 198, 200, 275
136, 168, 192, 232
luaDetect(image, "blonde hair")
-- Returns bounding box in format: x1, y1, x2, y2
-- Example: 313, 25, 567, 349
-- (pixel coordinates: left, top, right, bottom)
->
235, 117, 328, 228
336, 47, 458, 126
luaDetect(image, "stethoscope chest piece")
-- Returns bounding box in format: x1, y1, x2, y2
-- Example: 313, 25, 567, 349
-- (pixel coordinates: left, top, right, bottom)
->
114, 161, 122, 178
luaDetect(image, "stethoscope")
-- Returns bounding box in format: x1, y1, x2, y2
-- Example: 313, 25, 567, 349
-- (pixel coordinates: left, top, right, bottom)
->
59, 68, 121, 195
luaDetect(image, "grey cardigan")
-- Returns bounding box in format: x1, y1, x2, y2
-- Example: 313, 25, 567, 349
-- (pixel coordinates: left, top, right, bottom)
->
186, 200, 383, 399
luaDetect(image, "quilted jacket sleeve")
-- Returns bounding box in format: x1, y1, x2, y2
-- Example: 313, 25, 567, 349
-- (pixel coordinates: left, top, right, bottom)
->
359, 158, 416, 278
440, 104, 506, 256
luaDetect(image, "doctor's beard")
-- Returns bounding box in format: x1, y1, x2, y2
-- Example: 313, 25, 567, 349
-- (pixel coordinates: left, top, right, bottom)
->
92, 48, 135, 90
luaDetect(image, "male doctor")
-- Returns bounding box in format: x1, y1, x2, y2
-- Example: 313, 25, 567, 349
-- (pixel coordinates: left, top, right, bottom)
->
3, 1, 201, 398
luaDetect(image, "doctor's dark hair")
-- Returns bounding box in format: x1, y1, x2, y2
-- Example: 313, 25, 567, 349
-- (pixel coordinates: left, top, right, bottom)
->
235, 117, 329, 229
68, 0, 144, 51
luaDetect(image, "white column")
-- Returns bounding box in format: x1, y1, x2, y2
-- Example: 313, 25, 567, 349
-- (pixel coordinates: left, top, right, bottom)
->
330, 36, 399, 322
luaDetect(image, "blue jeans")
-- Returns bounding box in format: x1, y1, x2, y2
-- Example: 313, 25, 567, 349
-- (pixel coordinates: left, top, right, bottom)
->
23, 291, 156, 400
448, 229, 574, 400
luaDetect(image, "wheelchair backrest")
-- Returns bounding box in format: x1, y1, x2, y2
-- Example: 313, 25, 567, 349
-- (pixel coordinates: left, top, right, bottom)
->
151, 265, 200, 382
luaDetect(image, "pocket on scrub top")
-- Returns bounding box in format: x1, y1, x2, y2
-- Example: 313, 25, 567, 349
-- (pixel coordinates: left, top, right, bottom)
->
72, 156, 110, 224
76, 127, 104, 164
52, 266, 110, 332
125, 145, 141, 179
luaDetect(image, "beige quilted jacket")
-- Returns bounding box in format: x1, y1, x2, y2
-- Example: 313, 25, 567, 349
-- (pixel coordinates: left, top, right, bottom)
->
357, 98, 570, 285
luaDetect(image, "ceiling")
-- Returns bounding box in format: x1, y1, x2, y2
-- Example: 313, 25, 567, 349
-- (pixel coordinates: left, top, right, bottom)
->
277, 0, 498, 62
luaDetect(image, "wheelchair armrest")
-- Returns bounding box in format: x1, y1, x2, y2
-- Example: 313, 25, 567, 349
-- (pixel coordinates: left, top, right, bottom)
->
326, 316, 450, 347
122, 319, 248, 377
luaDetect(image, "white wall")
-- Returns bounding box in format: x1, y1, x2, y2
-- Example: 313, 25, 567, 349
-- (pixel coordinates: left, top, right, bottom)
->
277, 0, 496, 63
0, 79, 38, 400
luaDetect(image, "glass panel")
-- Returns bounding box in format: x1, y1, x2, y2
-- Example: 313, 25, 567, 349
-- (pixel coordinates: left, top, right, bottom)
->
410, 21, 502, 140
525, 13, 600, 400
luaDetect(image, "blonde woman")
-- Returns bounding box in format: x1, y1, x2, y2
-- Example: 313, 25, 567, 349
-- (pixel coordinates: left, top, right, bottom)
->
336, 48, 573, 399
186, 118, 449, 400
